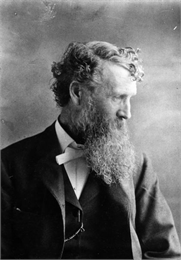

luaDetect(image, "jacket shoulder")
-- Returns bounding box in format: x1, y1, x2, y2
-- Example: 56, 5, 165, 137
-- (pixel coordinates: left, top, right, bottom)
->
2, 131, 44, 160
1, 122, 57, 168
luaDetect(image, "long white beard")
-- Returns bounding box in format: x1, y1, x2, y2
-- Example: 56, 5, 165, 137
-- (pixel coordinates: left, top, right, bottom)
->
84, 117, 136, 185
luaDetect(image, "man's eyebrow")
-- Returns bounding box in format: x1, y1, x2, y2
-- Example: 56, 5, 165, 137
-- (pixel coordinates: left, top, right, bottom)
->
111, 89, 137, 96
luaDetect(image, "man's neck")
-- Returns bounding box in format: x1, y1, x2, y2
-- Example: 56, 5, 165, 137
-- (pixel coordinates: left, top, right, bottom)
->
58, 110, 85, 145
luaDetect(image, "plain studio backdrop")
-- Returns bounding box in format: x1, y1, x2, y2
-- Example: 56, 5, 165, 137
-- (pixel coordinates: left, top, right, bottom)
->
0, 0, 181, 242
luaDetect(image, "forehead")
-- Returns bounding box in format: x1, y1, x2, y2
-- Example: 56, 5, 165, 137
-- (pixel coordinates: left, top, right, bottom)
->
101, 62, 137, 96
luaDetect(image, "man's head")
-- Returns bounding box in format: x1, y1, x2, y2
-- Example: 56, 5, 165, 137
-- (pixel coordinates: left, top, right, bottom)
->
51, 41, 144, 184
51, 41, 144, 108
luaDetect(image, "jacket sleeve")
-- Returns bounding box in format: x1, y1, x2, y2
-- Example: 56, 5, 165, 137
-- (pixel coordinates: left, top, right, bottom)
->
135, 153, 181, 259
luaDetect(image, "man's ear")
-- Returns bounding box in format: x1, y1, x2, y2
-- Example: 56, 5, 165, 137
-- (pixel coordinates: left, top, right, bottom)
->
69, 81, 82, 106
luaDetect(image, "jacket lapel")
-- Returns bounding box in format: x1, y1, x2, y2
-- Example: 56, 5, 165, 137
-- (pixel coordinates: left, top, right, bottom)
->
34, 122, 66, 230
107, 177, 141, 260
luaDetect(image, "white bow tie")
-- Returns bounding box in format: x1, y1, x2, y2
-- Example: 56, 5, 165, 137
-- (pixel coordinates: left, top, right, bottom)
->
56, 147, 84, 165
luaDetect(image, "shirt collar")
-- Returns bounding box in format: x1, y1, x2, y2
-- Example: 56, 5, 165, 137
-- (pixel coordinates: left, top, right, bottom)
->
55, 120, 83, 152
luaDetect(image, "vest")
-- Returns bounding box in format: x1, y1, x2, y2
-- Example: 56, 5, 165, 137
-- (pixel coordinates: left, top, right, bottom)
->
62, 169, 133, 259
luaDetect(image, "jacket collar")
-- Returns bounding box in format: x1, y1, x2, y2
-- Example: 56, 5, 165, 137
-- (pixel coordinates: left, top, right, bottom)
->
35, 121, 61, 160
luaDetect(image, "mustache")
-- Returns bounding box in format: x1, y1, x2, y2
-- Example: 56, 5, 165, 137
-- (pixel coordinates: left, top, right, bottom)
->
112, 117, 125, 130
86, 115, 125, 139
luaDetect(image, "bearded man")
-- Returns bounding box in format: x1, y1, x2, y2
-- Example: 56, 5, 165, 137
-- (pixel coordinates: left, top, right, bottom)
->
1, 41, 181, 259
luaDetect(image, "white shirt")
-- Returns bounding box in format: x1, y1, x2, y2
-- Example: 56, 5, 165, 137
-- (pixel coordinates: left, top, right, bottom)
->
55, 120, 90, 199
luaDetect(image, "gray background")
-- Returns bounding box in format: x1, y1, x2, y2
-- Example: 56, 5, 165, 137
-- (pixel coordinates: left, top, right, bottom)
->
1, 0, 181, 241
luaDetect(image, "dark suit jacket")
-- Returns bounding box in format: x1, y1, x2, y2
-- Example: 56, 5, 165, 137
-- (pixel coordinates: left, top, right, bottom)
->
1, 123, 181, 259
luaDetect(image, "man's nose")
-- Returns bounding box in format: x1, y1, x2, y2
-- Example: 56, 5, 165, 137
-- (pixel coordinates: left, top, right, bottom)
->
116, 101, 131, 120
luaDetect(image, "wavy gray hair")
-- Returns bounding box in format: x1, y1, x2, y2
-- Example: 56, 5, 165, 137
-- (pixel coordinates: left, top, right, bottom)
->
51, 41, 144, 107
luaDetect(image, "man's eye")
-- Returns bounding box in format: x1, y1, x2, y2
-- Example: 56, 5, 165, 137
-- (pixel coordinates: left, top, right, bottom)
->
112, 96, 120, 101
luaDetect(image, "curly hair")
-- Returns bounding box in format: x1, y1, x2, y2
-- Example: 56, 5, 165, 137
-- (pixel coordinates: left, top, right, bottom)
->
51, 41, 144, 107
